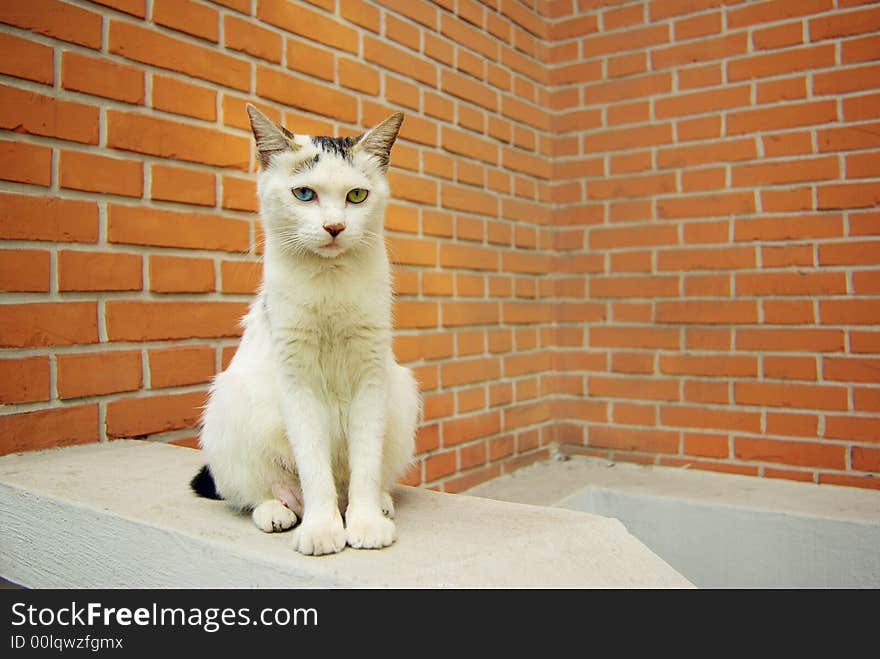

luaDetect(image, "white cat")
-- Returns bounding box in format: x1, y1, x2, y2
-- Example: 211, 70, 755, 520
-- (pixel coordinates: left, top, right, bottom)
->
192, 105, 420, 556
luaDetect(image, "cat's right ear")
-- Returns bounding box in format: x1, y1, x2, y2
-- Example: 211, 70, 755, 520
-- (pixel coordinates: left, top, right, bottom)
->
246, 104, 300, 169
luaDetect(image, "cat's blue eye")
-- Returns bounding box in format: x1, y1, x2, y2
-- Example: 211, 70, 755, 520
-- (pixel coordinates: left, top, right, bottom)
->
292, 187, 316, 202
346, 188, 369, 204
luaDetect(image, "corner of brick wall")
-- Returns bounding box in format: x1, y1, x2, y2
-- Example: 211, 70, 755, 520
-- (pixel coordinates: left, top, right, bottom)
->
0, 0, 877, 492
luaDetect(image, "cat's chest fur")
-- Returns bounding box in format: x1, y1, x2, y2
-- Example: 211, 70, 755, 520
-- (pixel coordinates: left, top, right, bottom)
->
264, 258, 391, 399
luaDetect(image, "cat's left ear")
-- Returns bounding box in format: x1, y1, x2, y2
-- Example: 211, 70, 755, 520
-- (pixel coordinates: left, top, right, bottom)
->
246, 103, 300, 169
354, 112, 404, 172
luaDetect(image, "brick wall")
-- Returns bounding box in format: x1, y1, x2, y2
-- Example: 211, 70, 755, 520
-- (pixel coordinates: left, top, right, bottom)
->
0, 0, 877, 492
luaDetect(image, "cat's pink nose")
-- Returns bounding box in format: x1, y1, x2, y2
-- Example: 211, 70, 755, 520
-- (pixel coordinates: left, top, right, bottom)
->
323, 223, 345, 238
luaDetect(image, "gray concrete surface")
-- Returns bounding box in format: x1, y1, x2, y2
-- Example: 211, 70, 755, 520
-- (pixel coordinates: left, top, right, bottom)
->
0, 442, 692, 588
469, 456, 880, 588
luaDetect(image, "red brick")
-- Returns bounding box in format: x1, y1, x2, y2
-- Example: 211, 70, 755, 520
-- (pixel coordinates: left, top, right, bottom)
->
727, 101, 837, 135
819, 122, 880, 153
0, 32, 53, 85
735, 381, 847, 411
394, 301, 438, 329
224, 15, 281, 63
819, 183, 880, 210
364, 36, 436, 88
107, 110, 249, 169
590, 275, 679, 299
767, 411, 819, 438
424, 450, 456, 482
736, 271, 846, 296
0, 84, 98, 145
852, 447, 880, 472
152, 75, 216, 121
0, 357, 50, 404
843, 34, 880, 64
59, 151, 143, 198
731, 156, 838, 188
825, 415, 879, 443
108, 205, 249, 253
662, 405, 761, 433
59, 250, 142, 292
660, 354, 757, 377
337, 57, 380, 95
256, 66, 357, 122
677, 116, 721, 142
658, 139, 757, 169
683, 433, 729, 459
590, 326, 680, 350
260, 0, 358, 51
653, 32, 746, 71
728, 44, 835, 82
57, 350, 142, 399
0, 0, 102, 48
735, 437, 845, 470
656, 300, 758, 324
385, 236, 435, 268
221, 260, 262, 294
441, 301, 500, 327
734, 215, 843, 242
286, 38, 334, 81
0, 140, 51, 187
656, 85, 750, 119
153, 0, 218, 42
0, 404, 99, 455
105, 301, 246, 341
846, 152, 880, 180
62, 51, 143, 104
106, 390, 206, 438
588, 172, 676, 200
151, 164, 215, 206
149, 346, 215, 389
737, 328, 844, 352
149, 255, 215, 293
109, 20, 248, 90
0, 302, 97, 348
90, 0, 146, 16
764, 356, 818, 381
810, 4, 880, 40
220, 176, 257, 212
589, 375, 679, 402
817, 59, 880, 95
844, 92, 880, 121
589, 425, 679, 454
823, 357, 880, 383
443, 411, 501, 446
657, 192, 755, 218
728, 0, 832, 29
339, 0, 380, 31
0, 193, 98, 243
0, 249, 50, 292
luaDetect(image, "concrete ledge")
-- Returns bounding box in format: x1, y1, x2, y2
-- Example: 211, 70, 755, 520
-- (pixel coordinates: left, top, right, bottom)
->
468, 456, 880, 588
0, 442, 691, 588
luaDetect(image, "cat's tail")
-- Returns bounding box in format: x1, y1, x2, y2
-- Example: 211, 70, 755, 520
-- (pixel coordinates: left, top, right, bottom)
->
190, 465, 223, 500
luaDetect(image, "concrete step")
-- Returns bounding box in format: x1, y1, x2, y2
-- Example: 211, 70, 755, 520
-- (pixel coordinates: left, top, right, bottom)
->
0, 441, 692, 588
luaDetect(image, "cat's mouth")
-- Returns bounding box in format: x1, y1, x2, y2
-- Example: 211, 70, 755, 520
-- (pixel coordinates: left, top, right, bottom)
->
317, 239, 345, 255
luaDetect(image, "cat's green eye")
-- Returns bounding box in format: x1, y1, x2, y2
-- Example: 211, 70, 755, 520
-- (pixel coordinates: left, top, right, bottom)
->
346, 188, 369, 204
292, 187, 316, 202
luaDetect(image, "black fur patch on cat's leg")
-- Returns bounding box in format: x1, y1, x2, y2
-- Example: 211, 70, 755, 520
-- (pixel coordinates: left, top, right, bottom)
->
190, 465, 223, 500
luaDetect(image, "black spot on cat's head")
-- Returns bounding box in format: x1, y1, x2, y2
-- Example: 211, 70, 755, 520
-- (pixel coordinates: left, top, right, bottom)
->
311, 135, 361, 161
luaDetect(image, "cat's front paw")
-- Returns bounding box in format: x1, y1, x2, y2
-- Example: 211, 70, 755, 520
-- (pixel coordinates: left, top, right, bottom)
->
252, 499, 298, 533
381, 491, 395, 518
290, 513, 346, 556
345, 509, 397, 549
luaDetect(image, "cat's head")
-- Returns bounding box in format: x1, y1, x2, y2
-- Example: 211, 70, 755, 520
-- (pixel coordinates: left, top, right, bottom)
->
246, 104, 403, 259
